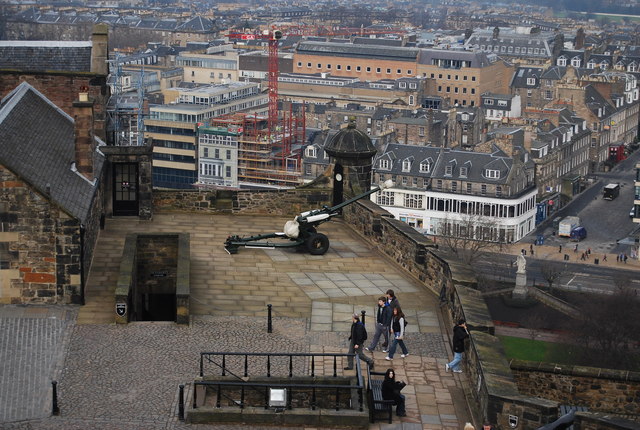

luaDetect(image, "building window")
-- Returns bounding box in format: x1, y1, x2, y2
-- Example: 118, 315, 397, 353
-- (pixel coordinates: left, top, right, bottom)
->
471, 89, 475, 94
527, 77, 535, 85
203, 148, 209, 157
436, 179, 442, 190
379, 159, 390, 169
496, 186, 502, 197
336, 64, 341, 70
376, 67, 381, 73
226, 150, 231, 160
471, 76, 476, 82
412, 177, 418, 187
451, 182, 457, 192
347, 65, 351, 71
527, 89, 532, 97
485, 169, 500, 179
297, 62, 302, 67
305, 164, 312, 175
402, 159, 412, 172
445, 165, 453, 176
327, 64, 331, 69
357, 66, 362, 71
460, 167, 468, 177
399, 82, 407, 89
307, 62, 312, 68
397, 69, 402, 74
467, 183, 472, 193
544, 90, 553, 99
485, 99, 494, 105
366, 67, 371, 72
481, 184, 487, 195
409, 82, 416, 89
419, 162, 430, 172
558, 58, 567, 66
419, 127, 425, 136
305, 146, 317, 157
403, 193, 423, 209
377, 191, 394, 206
402, 176, 408, 185
317, 63, 322, 69
226, 166, 231, 177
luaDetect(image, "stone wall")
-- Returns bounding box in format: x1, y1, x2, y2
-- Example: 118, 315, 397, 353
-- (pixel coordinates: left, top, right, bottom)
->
0, 166, 80, 303
153, 187, 333, 217
511, 360, 640, 416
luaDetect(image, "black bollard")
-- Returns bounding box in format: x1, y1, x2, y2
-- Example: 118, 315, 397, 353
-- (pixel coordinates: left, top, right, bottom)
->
267, 304, 273, 333
52, 380, 60, 416
178, 384, 185, 420
360, 310, 366, 326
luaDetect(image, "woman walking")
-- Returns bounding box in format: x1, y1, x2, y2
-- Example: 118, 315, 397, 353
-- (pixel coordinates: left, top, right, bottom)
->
385, 306, 409, 360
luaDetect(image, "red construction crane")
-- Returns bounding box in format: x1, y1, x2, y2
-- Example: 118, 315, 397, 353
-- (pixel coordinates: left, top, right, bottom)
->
227, 29, 282, 136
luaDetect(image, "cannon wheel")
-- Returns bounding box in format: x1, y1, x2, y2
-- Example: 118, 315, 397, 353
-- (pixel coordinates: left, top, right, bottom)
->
306, 233, 330, 255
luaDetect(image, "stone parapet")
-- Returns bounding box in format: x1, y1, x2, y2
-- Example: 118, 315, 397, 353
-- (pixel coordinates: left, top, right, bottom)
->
511, 360, 640, 416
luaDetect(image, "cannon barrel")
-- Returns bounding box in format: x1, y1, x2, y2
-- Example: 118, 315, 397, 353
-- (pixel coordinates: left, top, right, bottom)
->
299, 180, 393, 220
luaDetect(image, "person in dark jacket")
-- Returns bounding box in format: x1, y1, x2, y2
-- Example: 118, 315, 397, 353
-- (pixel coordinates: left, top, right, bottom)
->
445, 318, 469, 373
386, 289, 400, 309
365, 296, 392, 352
345, 313, 374, 370
385, 306, 409, 360
381, 368, 406, 417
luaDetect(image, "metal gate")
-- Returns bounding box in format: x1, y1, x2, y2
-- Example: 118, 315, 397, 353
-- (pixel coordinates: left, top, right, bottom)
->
113, 163, 139, 216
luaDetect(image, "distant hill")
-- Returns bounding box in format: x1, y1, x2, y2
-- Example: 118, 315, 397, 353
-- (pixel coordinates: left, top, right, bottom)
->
514, 0, 640, 15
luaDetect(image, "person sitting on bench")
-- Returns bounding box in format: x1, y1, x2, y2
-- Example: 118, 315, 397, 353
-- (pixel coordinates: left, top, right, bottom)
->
381, 368, 406, 417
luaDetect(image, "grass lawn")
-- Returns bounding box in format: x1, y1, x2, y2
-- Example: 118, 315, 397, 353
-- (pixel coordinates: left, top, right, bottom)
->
498, 335, 582, 364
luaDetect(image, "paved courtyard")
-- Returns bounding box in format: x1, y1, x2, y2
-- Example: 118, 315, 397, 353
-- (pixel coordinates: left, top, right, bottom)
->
0, 213, 472, 429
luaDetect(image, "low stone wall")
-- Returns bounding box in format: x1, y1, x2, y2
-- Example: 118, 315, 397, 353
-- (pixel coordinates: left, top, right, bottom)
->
153, 187, 332, 216
511, 360, 640, 416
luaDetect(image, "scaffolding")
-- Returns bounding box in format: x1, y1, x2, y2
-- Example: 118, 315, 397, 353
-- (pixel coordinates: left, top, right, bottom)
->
209, 108, 305, 187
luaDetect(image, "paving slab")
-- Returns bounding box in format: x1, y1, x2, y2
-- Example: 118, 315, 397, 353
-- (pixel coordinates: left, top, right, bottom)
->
0, 213, 473, 429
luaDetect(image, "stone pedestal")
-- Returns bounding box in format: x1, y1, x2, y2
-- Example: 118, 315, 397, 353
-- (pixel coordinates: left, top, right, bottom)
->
512, 271, 528, 299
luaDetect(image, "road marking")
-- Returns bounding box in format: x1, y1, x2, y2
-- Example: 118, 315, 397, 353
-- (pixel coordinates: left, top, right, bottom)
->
566, 275, 576, 285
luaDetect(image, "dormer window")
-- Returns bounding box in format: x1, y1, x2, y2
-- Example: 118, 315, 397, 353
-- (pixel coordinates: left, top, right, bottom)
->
587, 61, 595, 69
571, 57, 581, 67
485, 169, 500, 179
461, 113, 469, 121
379, 159, 390, 170
445, 165, 453, 176
402, 159, 412, 172
459, 167, 468, 177
600, 61, 609, 69
557, 57, 567, 67
399, 82, 407, 89
419, 161, 430, 173
526, 77, 536, 85
305, 146, 317, 158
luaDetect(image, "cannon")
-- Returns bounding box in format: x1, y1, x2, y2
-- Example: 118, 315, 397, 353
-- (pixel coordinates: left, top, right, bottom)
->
224, 180, 394, 255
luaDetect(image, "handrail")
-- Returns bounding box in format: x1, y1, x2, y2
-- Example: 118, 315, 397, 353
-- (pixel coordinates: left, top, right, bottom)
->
193, 380, 365, 411
196, 351, 366, 413
200, 351, 355, 378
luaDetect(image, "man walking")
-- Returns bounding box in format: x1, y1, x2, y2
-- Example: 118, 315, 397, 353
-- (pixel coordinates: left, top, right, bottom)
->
445, 319, 469, 373
386, 289, 400, 309
365, 296, 392, 352
345, 313, 374, 370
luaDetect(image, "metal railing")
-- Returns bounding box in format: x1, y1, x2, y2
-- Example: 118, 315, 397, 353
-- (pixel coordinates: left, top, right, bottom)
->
195, 352, 365, 412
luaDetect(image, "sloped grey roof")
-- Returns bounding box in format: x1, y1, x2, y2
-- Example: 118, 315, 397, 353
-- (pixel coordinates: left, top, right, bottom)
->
418, 49, 497, 68
540, 66, 567, 81
0, 41, 92, 73
510, 67, 543, 88
374, 144, 513, 184
296, 41, 419, 61
0, 83, 103, 223
177, 16, 215, 32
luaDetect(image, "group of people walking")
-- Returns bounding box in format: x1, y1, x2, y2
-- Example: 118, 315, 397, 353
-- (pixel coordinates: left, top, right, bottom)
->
345, 288, 473, 422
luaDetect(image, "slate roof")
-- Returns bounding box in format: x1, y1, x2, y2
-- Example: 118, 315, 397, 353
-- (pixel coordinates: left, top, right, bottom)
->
584, 85, 616, 118
0, 83, 103, 223
0, 41, 92, 73
540, 66, 567, 81
177, 16, 215, 32
295, 41, 419, 61
418, 48, 499, 68
373, 144, 514, 185
510, 67, 543, 88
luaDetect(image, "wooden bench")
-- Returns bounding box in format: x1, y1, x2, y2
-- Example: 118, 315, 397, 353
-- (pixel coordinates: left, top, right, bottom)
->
367, 371, 395, 423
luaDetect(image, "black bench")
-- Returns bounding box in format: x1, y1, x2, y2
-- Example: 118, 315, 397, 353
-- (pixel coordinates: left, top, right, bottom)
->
367, 371, 395, 423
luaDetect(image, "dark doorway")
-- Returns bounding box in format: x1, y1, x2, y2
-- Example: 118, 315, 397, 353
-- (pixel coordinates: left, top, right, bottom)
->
113, 163, 139, 216
332, 163, 344, 208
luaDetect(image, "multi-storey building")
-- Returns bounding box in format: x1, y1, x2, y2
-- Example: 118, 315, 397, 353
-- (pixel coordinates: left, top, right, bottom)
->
417, 49, 513, 107
196, 125, 240, 188
145, 82, 267, 189
371, 143, 537, 243
464, 27, 559, 66
177, 51, 239, 85
481, 93, 522, 122
293, 41, 419, 81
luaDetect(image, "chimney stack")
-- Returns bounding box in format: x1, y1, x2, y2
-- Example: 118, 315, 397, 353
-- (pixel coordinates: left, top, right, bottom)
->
73, 89, 95, 181
91, 23, 109, 75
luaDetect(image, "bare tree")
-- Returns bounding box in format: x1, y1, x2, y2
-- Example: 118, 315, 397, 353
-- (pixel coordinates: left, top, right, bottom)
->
573, 280, 640, 370
540, 261, 567, 291
437, 213, 504, 265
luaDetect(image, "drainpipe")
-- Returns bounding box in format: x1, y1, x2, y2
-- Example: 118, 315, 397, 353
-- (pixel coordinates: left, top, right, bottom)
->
80, 224, 85, 305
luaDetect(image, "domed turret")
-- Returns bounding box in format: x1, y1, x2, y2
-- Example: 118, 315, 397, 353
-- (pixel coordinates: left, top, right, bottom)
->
324, 118, 377, 203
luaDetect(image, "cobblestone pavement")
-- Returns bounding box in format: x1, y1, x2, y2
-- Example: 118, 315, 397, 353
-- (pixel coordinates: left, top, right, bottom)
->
1, 214, 471, 429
